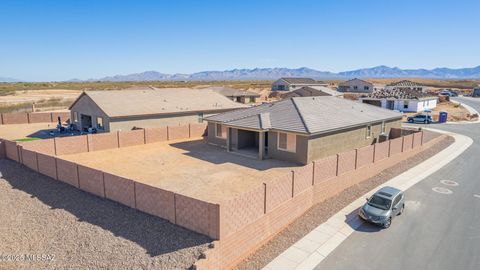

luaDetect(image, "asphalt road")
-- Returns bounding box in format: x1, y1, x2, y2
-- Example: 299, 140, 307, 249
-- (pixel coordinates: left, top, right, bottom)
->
315, 97, 480, 270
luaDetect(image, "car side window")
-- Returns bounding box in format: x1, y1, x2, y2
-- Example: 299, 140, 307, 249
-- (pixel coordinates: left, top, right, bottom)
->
393, 195, 401, 207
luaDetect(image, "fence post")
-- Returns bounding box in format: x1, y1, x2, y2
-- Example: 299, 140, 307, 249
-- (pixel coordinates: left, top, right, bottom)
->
354, 149, 359, 169
421, 131, 424, 145
291, 170, 295, 198
388, 140, 392, 157
311, 161, 316, 186
373, 143, 377, 163
335, 154, 340, 176
263, 183, 267, 214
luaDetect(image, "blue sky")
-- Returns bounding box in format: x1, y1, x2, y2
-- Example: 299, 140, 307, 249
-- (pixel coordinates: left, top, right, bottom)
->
1, 0, 479, 81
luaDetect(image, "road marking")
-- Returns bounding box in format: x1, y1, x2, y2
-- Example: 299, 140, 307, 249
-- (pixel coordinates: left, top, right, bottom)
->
474, 194, 480, 198
440, 180, 459, 187
432, 187, 453, 194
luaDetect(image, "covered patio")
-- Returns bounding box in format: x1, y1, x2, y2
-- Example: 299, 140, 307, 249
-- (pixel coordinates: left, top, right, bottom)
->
225, 127, 267, 160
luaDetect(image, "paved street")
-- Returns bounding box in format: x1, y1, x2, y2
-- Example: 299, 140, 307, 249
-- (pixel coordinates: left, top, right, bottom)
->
316, 97, 480, 270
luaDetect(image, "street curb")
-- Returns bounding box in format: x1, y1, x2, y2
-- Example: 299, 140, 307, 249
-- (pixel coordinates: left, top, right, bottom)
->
263, 129, 473, 270
446, 98, 480, 125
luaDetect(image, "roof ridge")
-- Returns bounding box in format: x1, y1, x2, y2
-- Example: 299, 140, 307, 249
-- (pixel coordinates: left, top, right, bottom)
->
290, 98, 311, 134
222, 104, 269, 123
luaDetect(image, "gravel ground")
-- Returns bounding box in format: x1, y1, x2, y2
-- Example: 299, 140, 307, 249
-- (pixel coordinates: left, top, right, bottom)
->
0, 159, 210, 270
236, 136, 454, 270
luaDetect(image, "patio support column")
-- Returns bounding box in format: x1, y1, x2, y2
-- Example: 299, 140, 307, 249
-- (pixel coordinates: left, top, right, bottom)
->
258, 131, 265, 160
226, 127, 231, 152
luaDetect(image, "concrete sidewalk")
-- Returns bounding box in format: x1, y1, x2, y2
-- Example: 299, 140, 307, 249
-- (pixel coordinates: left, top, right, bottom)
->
263, 129, 473, 270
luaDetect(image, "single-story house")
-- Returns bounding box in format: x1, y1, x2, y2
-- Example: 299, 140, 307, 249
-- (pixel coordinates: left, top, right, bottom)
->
337, 78, 374, 93
473, 86, 480, 97
205, 96, 402, 164
271, 77, 328, 91
386, 80, 426, 93
360, 88, 437, 112
209, 86, 261, 104
282, 86, 343, 98
69, 88, 247, 132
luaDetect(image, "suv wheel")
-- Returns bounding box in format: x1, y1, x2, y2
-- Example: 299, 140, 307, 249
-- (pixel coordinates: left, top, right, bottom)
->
383, 217, 392, 228
408, 119, 414, 123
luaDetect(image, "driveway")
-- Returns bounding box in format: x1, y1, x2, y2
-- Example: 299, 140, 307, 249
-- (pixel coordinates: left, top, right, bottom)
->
315, 97, 480, 270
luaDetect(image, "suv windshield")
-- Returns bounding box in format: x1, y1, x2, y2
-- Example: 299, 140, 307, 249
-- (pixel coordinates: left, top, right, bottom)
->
368, 195, 392, 210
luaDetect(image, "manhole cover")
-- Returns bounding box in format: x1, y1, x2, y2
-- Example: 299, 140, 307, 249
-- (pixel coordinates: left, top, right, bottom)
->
432, 187, 453, 194
440, 180, 459, 187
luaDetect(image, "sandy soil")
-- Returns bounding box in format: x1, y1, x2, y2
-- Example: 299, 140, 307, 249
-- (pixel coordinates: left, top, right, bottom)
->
236, 135, 453, 270
0, 123, 56, 140
0, 89, 81, 105
60, 139, 297, 203
0, 159, 210, 270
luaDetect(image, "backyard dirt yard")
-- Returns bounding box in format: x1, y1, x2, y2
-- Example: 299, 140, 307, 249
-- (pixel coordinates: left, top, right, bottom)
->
60, 138, 297, 203
0, 159, 210, 270
0, 123, 56, 140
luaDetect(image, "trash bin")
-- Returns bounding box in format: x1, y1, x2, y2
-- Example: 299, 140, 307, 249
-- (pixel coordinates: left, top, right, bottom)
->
439, 111, 448, 123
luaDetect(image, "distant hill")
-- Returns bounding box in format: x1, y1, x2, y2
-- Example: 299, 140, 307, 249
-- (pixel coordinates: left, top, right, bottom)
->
338, 65, 480, 79
90, 65, 480, 81
3, 65, 480, 83
0, 76, 21, 83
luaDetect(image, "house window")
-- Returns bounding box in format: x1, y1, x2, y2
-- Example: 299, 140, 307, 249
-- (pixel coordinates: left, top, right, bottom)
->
73, 112, 79, 122
403, 100, 409, 109
353, 86, 358, 90
366, 125, 372, 138
96, 117, 104, 130
381, 121, 386, 134
277, 85, 285, 91
215, 123, 227, 139
364, 86, 370, 90
278, 132, 296, 152
197, 113, 204, 123
249, 97, 256, 103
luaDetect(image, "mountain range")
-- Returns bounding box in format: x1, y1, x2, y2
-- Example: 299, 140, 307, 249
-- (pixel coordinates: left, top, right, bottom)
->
2, 65, 480, 82
87, 65, 480, 82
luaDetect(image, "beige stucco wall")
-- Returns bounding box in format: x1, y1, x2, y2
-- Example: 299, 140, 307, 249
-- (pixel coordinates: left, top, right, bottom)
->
110, 113, 208, 132
268, 131, 309, 164
70, 95, 110, 132
306, 119, 401, 163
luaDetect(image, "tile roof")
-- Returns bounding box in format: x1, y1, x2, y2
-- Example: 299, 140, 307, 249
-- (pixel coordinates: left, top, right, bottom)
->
280, 77, 325, 85
205, 96, 401, 135
338, 78, 374, 87
364, 88, 436, 100
282, 86, 332, 98
70, 88, 247, 118
209, 86, 260, 97
387, 80, 424, 87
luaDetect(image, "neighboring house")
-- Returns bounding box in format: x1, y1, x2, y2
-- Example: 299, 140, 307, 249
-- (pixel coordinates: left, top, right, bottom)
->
473, 86, 480, 97
205, 96, 402, 164
271, 77, 328, 91
69, 88, 247, 132
337, 78, 374, 93
385, 80, 426, 92
360, 88, 437, 113
209, 86, 261, 104
282, 86, 343, 98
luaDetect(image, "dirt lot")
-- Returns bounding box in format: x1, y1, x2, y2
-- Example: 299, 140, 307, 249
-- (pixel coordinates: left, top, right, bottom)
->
402, 101, 474, 122
0, 159, 210, 270
0, 123, 57, 140
60, 139, 297, 203
0, 89, 81, 105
